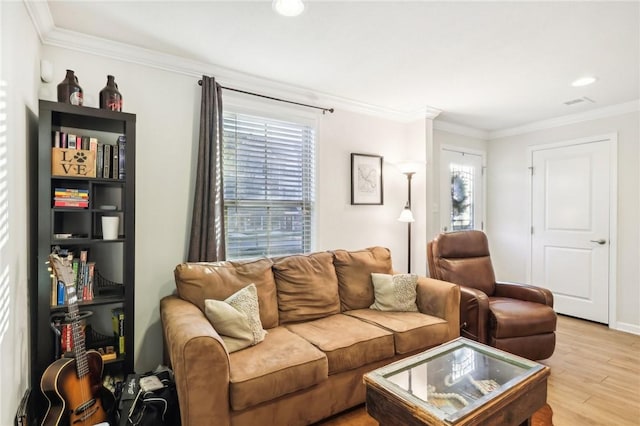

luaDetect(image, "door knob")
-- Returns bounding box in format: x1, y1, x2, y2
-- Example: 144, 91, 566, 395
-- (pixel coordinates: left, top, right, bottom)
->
590, 239, 606, 245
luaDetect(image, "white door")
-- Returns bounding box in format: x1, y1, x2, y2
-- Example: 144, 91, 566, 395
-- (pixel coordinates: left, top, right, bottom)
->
530, 139, 611, 323
440, 148, 484, 232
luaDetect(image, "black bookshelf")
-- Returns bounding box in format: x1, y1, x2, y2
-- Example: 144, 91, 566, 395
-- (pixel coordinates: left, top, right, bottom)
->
30, 100, 136, 415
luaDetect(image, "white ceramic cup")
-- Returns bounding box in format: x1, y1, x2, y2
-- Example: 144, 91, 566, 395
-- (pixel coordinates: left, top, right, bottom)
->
102, 216, 119, 240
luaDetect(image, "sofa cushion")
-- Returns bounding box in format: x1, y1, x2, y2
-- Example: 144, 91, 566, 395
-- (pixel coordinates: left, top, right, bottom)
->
345, 309, 451, 354
273, 252, 341, 324
174, 258, 279, 328
285, 314, 395, 375
370, 273, 418, 312
333, 247, 393, 311
229, 327, 328, 411
204, 283, 266, 353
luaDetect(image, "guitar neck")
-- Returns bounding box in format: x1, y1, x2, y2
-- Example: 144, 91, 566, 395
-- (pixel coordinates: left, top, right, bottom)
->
65, 285, 90, 378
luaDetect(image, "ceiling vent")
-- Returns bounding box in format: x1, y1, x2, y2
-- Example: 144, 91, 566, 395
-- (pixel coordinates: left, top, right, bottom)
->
564, 96, 596, 106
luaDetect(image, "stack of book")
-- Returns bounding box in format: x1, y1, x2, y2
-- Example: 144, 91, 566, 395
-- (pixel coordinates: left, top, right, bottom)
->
54, 187, 89, 208
96, 135, 126, 179
51, 131, 126, 180
50, 248, 95, 306
52, 131, 98, 151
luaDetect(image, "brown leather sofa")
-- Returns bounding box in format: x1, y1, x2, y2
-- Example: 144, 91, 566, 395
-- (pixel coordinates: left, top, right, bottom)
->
160, 247, 460, 426
427, 231, 556, 360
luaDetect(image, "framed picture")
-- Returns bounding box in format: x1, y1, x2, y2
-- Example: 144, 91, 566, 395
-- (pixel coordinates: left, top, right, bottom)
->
351, 153, 383, 205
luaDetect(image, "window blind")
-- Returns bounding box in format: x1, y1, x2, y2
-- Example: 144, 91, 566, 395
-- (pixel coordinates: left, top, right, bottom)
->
223, 112, 315, 259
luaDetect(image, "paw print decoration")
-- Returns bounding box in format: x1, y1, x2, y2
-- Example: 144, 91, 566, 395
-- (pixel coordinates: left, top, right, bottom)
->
73, 151, 87, 163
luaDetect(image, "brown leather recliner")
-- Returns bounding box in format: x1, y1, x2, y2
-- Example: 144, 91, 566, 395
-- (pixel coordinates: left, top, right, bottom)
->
427, 230, 557, 360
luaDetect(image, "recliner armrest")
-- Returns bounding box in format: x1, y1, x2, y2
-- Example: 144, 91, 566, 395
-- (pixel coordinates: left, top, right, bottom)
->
494, 281, 554, 307
459, 286, 490, 344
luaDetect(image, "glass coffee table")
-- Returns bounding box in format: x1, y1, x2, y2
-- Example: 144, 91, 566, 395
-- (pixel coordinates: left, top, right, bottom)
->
363, 338, 550, 426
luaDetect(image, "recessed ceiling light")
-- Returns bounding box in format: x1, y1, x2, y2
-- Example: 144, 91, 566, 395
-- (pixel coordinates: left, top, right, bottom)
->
571, 76, 598, 87
273, 0, 305, 17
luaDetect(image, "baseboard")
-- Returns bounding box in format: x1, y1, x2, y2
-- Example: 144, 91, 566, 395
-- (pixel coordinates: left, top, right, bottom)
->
611, 321, 640, 336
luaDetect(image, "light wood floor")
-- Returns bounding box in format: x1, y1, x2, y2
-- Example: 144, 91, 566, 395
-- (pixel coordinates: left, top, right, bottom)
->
318, 315, 640, 426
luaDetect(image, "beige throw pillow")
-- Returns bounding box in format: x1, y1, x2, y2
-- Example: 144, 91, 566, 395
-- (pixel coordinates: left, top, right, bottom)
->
204, 283, 267, 353
370, 273, 419, 312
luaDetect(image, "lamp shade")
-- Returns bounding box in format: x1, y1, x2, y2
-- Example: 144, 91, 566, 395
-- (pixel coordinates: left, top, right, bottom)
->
398, 204, 415, 222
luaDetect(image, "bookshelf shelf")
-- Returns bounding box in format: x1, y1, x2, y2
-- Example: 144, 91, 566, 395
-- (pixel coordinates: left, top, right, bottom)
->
49, 296, 127, 310
30, 100, 136, 417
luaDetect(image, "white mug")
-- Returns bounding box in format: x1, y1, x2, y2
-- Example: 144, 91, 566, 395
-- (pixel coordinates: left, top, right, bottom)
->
102, 216, 119, 240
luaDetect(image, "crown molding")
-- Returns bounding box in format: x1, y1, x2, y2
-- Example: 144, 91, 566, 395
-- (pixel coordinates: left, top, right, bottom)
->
489, 100, 640, 140
26, 0, 434, 123
24, 0, 55, 43
433, 120, 489, 140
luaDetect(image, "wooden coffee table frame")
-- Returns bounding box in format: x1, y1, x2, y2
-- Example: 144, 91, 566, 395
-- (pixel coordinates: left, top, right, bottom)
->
364, 338, 550, 426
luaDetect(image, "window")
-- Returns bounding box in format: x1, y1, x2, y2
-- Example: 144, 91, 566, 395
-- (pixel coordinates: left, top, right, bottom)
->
449, 164, 475, 231
223, 112, 315, 260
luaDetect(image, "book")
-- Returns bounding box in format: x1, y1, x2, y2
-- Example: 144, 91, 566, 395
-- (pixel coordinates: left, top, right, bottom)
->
103, 144, 111, 179
61, 324, 72, 353
56, 279, 65, 306
68, 134, 77, 149
53, 131, 61, 148
112, 308, 125, 355
112, 143, 119, 180
117, 135, 126, 179
96, 142, 103, 178
51, 274, 57, 306
79, 250, 88, 301
81, 136, 90, 150
87, 262, 95, 300
54, 200, 89, 208
72, 258, 79, 292
60, 132, 67, 148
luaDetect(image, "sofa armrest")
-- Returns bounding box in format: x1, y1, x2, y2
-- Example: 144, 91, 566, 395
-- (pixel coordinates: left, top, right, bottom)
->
459, 286, 490, 344
415, 277, 460, 340
160, 295, 231, 426
494, 281, 554, 307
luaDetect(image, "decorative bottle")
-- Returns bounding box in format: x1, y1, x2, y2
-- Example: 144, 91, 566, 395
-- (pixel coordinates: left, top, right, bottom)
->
99, 75, 123, 111
57, 69, 83, 106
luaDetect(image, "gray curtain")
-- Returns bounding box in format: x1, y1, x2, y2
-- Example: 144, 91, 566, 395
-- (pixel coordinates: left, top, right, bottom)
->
188, 76, 226, 262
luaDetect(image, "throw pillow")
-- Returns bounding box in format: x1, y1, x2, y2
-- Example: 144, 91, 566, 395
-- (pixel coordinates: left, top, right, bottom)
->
370, 273, 419, 312
204, 283, 267, 353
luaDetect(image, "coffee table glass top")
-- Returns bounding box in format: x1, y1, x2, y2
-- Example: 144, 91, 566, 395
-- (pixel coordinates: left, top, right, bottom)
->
364, 337, 546, 424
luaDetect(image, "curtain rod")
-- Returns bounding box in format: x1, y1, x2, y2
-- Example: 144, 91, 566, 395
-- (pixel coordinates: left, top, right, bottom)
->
198, 79, 334, 114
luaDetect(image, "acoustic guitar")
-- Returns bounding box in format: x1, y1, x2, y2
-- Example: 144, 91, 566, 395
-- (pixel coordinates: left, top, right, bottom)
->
40, 252, 114, 426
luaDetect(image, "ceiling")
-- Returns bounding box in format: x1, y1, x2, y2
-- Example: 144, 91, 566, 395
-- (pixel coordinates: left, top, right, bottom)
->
43, 1, 640, 132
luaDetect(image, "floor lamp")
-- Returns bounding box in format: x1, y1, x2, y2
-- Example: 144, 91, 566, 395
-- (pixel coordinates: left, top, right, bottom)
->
398, 171, 415, 273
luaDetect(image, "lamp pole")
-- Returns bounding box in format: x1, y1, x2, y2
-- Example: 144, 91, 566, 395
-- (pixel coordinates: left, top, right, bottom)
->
406, 172, 414, 273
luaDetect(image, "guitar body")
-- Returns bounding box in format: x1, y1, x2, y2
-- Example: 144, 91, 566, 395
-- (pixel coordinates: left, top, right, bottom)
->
40, 349, 113, 426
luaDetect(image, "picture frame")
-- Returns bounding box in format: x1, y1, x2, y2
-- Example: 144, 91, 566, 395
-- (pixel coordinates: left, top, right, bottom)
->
351, 153, 383, 205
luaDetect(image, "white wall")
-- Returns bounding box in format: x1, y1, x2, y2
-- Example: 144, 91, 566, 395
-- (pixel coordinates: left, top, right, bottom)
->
38, 46, 432, 372
316, 109, 429, 275
487, 112, 640, 332
0, 1, 41, 423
